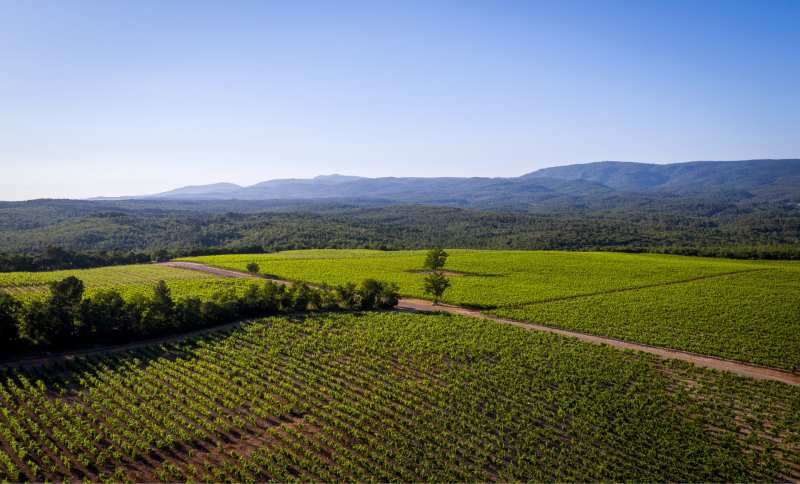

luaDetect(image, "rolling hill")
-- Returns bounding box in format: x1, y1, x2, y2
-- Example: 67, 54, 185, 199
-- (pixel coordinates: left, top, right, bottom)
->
139, 159, 800, 210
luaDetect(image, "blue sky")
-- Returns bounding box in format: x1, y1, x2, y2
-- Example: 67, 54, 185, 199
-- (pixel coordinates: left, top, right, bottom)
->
1, 0, 798, 200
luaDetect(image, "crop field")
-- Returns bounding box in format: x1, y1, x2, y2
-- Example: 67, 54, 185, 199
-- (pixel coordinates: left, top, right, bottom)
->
493, 268, 800, 370
0, 312, 797, 482
180, 249, 764, 308
0, 265, 267, 307
0, 264, 215, 296
180, 250, 799, 368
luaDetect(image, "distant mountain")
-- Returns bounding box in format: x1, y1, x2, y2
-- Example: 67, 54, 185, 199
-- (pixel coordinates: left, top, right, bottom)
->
145, 175, 624, 211
133, 159, 800, 211
524, 159, 800, 202
154, 182, 243, 199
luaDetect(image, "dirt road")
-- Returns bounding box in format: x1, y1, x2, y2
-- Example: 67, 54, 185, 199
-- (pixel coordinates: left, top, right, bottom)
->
108, 261, 798, 386
162, 261, 270, 280
396, 298, 800, 386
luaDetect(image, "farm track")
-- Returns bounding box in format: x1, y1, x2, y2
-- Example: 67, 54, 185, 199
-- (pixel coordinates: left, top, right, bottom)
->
397, 298, 800, 386
5, 261, 795, 385
165, 261, 800, 386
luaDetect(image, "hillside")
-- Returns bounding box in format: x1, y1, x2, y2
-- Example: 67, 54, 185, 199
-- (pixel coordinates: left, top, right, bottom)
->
1, 200, 799, 262
525, 159, 800, 201
134, 159, 800, 210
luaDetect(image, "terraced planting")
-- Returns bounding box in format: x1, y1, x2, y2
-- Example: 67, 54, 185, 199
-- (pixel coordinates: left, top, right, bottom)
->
180, 250, 799, 368
0, 312, 797, 482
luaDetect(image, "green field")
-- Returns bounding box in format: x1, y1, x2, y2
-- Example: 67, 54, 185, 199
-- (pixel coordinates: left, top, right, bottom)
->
180, 250, 800, 369
494, 268, 800, 369
0, 312, 797, 482
0, 264, 272, 307
180, 249, 765, 307
0, 264, 215, 295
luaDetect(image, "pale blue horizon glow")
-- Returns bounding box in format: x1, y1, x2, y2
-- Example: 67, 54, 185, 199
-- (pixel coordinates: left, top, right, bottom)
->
1, 0, 799, 200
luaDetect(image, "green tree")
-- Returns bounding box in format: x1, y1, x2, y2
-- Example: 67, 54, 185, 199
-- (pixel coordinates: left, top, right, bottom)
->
334, 282, 359, 309
377, 281, 400, 308
261, 281, 283, 312
287, 282, 313, 311
246, 262, 260, 274
241, 284, 264, 315
47, 276, 85, 344
357, 279, 383, 309
48, 276, 84, 312
357, 279, 400, 309
0, 293, 21, 348
144, 280, 175, 333
424, 248, 449, 272
423, 272, 450, 304
19, 300, 56, 346
175, 297, 203, 329
79, 289, 131, 340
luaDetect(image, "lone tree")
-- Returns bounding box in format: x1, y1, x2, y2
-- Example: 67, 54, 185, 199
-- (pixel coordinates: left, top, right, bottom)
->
424, 248, 449, 272
246, 262, 260, 274
423, 272, 450, 305
422, 248, 450, 304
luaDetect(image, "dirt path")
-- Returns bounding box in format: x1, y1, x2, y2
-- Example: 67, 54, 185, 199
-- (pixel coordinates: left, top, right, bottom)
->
162, 261, 270, 280
396, 298, 800, 386
77, 261, 795, 387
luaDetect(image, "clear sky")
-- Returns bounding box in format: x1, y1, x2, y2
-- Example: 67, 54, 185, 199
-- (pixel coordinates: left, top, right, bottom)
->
1, 0, 798, 200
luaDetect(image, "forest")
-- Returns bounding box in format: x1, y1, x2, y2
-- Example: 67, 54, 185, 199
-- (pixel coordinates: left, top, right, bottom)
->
1, 200, 798, 272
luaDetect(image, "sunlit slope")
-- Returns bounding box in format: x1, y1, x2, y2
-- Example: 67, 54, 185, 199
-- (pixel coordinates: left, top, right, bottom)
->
0, 264, 214, 294
493, 267, 800, 369
180, 249, 765, 307
181, 250, 800, 368
0, 264, 255, 303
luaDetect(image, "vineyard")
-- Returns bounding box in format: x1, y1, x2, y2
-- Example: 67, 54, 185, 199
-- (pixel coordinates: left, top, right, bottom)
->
180, 250, 765, 307
0, 264, 214, 296
493, 268, 800, 370
0, 312, 797, 482
181, 250, 800, 368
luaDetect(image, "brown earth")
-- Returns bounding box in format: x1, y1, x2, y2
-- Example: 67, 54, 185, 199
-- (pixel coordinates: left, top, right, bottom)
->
162, 261, 272, 280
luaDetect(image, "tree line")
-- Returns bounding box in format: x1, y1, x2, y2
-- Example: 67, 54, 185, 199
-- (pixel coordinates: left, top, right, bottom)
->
0, 276, 399, 354
0, 245, 278, 273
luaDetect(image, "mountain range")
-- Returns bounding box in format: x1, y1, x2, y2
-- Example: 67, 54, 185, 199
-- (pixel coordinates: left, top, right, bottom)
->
121, 159, 800, 212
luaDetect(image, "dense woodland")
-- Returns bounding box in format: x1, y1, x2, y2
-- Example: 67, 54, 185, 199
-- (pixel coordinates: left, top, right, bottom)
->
0, 199, 799, 271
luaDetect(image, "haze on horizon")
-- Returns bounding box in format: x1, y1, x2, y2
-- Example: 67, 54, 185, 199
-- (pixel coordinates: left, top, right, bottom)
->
1, 0, 799, 201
